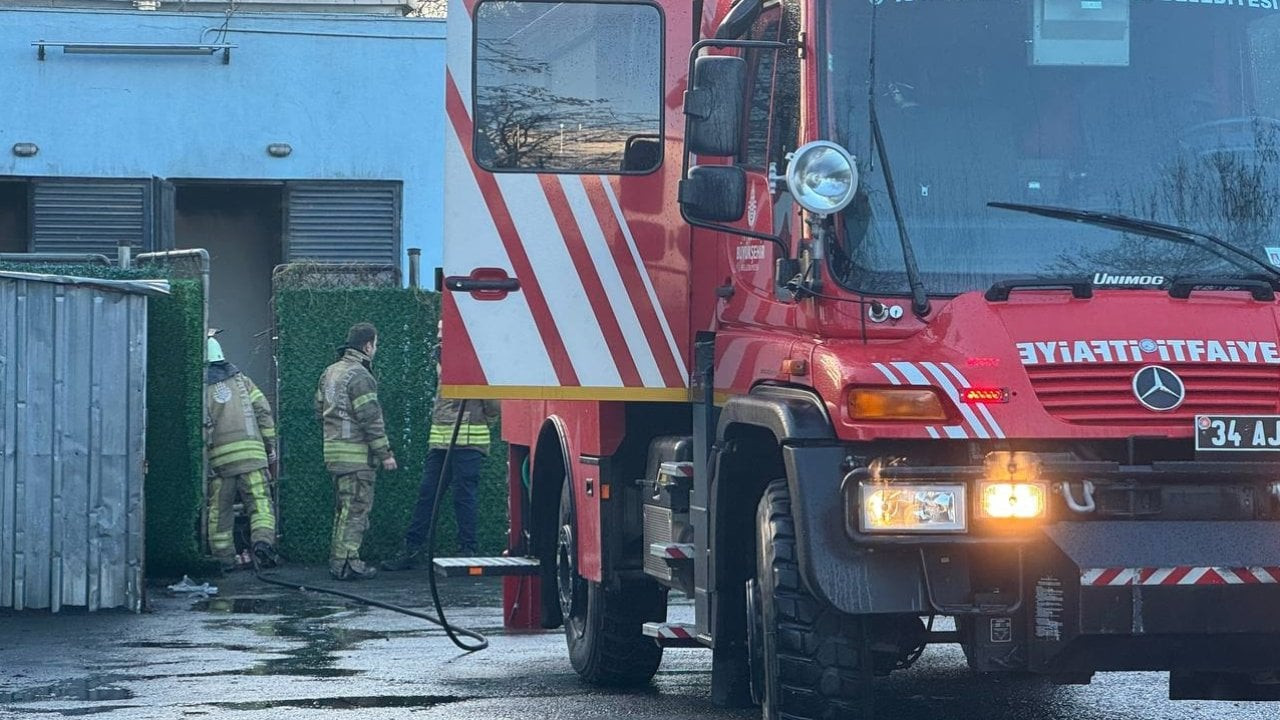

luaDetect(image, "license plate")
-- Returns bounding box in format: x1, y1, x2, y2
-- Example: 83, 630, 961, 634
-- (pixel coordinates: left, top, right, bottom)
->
1195, 415, 1280, 452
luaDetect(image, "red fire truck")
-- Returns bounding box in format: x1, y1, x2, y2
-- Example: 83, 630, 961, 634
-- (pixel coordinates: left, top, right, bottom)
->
438, 0, 1280, 716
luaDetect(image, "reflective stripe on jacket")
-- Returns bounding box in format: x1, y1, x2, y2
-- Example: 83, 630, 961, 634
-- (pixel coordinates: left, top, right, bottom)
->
316, 348, 393, 473
428, 398, 500, 454
205, 366, 275, 476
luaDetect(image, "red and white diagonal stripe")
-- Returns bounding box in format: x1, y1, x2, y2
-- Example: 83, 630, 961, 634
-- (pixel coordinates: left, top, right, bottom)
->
1081, 567, 1280, 586
870, 361, 1006, 440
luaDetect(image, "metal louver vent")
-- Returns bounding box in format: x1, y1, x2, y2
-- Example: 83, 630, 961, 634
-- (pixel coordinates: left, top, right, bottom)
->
31, 179, 151, 254
284, 182, 401, 264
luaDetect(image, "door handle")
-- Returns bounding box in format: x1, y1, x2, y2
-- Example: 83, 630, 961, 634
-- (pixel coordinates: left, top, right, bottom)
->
445, 268, 521, 300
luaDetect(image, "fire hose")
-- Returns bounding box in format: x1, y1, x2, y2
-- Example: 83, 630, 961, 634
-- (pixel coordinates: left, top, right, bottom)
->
254, 401, 490, 652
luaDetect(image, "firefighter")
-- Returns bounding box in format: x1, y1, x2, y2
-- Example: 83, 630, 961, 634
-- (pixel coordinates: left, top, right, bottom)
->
383, 322, 499, 570
316, 322, 397, 580
204, 330, 280, 572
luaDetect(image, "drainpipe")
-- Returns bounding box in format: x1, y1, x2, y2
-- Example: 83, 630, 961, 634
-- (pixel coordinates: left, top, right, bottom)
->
407, 248, 422, 289
118, 240, 132, 270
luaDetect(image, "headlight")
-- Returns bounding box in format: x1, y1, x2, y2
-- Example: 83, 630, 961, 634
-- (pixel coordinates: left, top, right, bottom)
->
784, 141, 859, 215
858, 483, 967, 533
978, 483, 1047, 519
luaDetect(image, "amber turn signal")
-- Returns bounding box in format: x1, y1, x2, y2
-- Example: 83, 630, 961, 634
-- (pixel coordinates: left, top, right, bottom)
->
848, 388, 948, 421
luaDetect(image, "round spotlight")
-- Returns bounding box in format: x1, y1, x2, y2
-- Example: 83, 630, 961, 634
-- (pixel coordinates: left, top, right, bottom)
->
784, 141, 858, 216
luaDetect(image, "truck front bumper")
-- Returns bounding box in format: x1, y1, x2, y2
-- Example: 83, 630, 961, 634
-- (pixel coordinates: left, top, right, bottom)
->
783, 446, 1280, 674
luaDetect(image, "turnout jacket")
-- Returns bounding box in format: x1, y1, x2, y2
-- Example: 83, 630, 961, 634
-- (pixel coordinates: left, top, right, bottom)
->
428, 398, 500, 454
205, 363, 276, 476
316, 348, 393, 473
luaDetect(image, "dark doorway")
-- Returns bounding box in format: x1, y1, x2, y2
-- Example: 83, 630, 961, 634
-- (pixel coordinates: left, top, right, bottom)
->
0, 181, 29, 253
175, 184, 284, 400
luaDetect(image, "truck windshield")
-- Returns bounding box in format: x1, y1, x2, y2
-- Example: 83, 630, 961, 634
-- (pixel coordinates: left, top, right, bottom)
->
822, 0, 1280, 296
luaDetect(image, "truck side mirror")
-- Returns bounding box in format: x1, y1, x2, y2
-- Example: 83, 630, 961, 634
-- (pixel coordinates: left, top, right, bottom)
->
715, 0, 763, 40
679, 166, 747, 223
684, 56, 746, 157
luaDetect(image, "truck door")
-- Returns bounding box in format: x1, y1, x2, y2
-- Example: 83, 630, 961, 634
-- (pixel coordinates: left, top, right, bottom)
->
441, 0, 693, 401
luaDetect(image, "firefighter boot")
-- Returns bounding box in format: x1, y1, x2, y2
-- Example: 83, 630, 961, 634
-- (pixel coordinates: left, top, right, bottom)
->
331, 558, 378, 581
380, 545, 423, 571
252, 541, 281, 570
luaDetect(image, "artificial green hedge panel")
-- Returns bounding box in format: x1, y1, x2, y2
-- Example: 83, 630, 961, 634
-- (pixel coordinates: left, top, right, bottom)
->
143, 279, 207, 575
0, 262, 208, 576
274, 288, 508, 564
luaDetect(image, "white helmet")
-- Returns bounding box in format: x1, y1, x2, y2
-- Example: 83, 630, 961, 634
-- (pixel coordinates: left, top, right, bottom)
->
207, 337, 225, 364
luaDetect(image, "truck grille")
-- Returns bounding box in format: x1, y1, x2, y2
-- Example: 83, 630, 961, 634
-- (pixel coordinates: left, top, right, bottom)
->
1026, 363, 1280, 427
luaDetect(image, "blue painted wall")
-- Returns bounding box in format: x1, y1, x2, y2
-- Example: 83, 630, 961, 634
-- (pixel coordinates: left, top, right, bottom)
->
0, 7, 446, 270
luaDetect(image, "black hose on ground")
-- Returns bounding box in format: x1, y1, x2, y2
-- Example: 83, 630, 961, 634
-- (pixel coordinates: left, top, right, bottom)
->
423, 400, 489, 651
253, 401, 489, 651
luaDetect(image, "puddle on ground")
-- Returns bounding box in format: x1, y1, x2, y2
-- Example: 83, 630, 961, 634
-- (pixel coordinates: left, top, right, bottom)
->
121, 641, 258, 652
212, 695, 466, 711
191, 597, 342, 618
3, 704, 143, 717
0, 677, 134, 703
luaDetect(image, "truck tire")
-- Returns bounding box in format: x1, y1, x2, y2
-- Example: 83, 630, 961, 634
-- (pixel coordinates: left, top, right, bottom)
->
755, 479, 869, 720
558, 478, 665, 686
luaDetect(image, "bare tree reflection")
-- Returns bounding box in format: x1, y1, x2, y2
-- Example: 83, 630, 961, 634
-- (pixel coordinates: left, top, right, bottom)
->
474, 39, 659, 172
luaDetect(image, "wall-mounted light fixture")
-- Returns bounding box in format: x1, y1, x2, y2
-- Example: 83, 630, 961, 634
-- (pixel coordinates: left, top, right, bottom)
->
12, 143, 38, 157
34, 41, 235, 64
267, 143, 293, 158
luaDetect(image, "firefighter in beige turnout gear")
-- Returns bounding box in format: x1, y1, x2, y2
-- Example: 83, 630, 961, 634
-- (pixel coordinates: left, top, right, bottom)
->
316, 323, 397, 580
204, 333, 280, 571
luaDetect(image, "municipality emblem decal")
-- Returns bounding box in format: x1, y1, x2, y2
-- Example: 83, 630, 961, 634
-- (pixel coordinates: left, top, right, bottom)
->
213, 382, 232, 404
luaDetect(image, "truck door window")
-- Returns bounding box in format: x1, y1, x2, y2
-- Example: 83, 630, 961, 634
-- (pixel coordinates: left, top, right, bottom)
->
472, 1, 664, 175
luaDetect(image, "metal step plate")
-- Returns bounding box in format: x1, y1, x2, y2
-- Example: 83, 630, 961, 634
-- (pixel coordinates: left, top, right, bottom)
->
433, 556, 541, 577
642, 621, 704, 648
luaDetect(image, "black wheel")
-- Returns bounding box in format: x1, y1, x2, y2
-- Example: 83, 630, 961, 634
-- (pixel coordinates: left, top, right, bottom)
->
557, 477, 665, 686
755, 479, 870, 720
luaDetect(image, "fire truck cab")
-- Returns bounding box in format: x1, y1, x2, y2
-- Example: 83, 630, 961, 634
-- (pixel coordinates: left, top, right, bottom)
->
441, 0, 1280, 717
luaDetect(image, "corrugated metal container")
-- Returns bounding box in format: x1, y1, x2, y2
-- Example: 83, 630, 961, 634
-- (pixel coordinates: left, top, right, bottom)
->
0, 271, 169, 612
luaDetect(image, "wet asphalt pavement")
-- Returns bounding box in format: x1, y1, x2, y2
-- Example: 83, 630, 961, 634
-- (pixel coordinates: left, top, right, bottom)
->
1, 567, 1277, 719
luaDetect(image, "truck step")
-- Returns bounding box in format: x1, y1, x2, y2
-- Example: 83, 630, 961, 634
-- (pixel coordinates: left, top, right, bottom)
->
648, 543, 695, 561
433, 556, 541, 577
642, 622, 704, 648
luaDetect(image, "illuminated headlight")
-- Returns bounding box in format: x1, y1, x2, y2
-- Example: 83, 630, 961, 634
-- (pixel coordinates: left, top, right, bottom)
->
979, 483, 1047, 519
784, 141, 859, 216
858, 484, 967, 533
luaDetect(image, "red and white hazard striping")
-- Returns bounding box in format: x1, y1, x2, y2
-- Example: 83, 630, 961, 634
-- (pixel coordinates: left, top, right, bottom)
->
443, 0, 688, 391
649, 543, 695, 560
659, 461, 695, 478
1082, 567, 1280, 586
871, 361, 1007, 439
643, 622, 697, 641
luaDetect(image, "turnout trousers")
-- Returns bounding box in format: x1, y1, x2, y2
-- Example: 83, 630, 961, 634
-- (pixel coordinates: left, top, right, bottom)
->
330, 469, 377, 574
208, 469, 276, 565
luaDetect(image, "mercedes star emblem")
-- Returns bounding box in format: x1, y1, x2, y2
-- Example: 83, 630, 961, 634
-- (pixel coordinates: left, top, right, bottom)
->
1131, 365, 1185, 412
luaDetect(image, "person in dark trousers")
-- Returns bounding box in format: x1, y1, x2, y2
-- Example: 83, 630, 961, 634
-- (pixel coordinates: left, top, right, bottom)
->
316, 322, 397, 580
383, 326, 499, 570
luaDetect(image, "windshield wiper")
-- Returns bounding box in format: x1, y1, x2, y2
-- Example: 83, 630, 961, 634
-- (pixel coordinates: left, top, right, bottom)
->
868, 7, 930, 318
988, 202, 1280, 281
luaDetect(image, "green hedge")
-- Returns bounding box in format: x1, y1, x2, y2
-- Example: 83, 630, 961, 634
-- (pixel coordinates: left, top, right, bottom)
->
0, 262, 208, 576
274, 288, 509, 564
143, 279, 207, 575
